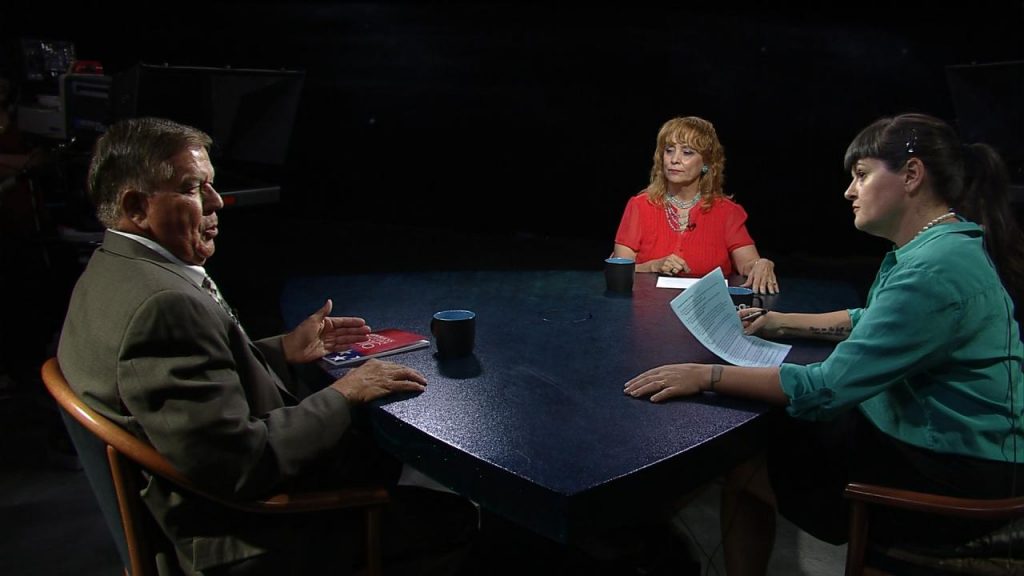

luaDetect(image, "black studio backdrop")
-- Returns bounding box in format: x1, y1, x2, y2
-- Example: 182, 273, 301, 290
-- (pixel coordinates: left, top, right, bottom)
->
2, 2, 1022, 266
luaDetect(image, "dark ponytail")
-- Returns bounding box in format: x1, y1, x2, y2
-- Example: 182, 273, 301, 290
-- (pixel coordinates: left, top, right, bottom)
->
960, 142, 1024, 314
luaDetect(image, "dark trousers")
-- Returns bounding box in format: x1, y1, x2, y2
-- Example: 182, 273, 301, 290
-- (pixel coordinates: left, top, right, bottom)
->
204, 485, 478, 576
204, 418, 478, 576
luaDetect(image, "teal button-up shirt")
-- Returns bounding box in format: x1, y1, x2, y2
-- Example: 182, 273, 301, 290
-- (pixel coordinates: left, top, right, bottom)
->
780, 221, 1023, 463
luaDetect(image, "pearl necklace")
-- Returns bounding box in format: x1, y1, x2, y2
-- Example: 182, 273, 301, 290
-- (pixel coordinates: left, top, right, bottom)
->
667, 192, 700, 210
914, 210, 956, 240
665, 193, 700, 232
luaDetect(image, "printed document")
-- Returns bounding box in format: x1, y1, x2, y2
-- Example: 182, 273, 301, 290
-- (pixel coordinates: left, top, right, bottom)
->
669, 268, 791, 367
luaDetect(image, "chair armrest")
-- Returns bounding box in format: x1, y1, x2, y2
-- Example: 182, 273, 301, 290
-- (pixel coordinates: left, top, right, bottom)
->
844, 482, 1024, 521
43, 358, 389, 515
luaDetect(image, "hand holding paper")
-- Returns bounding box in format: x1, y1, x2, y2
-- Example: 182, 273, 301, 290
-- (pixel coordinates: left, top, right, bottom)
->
669, 268, 790, 367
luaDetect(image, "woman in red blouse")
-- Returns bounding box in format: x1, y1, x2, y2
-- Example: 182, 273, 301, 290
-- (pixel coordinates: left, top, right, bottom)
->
612, 116, 779, 294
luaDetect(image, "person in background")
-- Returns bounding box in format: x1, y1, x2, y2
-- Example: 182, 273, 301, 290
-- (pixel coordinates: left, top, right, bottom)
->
58, 117, 475, 576
624, 113, 1024, 575
611, 116, 779, 294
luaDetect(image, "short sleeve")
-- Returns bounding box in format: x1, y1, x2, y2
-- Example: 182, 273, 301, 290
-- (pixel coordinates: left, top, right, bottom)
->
723, 202, 754, 252
614, 195, 645, 251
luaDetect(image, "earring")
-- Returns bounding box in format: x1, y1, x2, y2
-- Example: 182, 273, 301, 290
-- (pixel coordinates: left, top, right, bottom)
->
701, 165, 709, 174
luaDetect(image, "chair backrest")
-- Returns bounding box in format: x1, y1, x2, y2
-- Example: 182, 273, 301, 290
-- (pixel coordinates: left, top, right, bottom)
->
57, 407, 137, 574
42, 358, 160, 576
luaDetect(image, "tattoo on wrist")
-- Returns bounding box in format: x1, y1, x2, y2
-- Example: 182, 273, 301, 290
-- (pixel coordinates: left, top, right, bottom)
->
709, 364, 723, 392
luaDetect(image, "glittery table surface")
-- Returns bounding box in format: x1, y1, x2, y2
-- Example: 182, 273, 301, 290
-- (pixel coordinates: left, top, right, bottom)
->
281, 270, 858, 542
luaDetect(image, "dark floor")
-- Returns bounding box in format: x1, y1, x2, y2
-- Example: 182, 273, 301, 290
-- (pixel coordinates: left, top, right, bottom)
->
0, 385, 122, 576
0, 466, 123, 576
0, 399, 845, 576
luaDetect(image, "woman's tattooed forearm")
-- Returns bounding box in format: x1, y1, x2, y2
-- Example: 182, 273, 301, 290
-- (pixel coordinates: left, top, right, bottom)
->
808, 325, 851, 338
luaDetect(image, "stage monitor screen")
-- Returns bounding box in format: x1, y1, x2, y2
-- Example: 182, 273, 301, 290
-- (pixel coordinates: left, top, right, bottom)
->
113, 64, 305, 170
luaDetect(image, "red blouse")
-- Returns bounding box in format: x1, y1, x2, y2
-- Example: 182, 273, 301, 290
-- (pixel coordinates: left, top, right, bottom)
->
614, 191, 755, 277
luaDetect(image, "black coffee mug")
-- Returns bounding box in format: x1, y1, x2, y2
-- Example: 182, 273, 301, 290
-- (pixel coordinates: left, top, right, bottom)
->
728, 286, 764, 309
605, 257, 635, 294
431, 309, 476, 358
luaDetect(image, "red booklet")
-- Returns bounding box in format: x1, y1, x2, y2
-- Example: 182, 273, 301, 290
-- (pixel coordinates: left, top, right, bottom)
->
321, 328, 430, 366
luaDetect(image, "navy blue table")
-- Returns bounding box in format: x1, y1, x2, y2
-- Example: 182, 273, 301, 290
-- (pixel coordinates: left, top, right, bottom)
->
281, 271, 859, 543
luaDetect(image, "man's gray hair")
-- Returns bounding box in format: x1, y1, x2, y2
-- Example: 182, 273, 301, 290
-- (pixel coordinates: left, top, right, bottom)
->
88, 118, 212, 228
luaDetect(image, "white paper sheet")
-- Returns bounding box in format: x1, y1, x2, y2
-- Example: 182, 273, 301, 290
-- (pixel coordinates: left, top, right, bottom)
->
657, 276, 702, 289
657, 276, 728, 290
398, 464, 457, 494
669, 268, 791, 367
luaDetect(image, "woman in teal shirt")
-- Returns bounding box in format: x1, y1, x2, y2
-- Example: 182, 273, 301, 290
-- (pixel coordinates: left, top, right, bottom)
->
625, 113, 1024, 574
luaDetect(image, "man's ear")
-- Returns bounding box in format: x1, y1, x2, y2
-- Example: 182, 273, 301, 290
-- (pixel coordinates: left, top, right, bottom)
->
903, 157, 926, 195
119, 189, 150, 230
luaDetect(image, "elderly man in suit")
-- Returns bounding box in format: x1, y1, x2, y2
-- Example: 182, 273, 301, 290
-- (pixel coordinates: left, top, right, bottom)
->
57, 117, 473, 575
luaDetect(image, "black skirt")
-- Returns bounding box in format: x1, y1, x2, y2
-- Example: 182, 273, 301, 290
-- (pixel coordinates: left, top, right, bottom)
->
766, 409, 1024, 548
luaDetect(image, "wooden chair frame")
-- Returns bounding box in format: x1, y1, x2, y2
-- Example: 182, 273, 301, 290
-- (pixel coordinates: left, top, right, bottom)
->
845, 481, 1024, 575
42, 357, 389, 576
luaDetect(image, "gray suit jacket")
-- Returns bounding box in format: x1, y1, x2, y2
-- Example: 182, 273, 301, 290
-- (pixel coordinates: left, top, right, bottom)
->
58, 231, 353, 572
